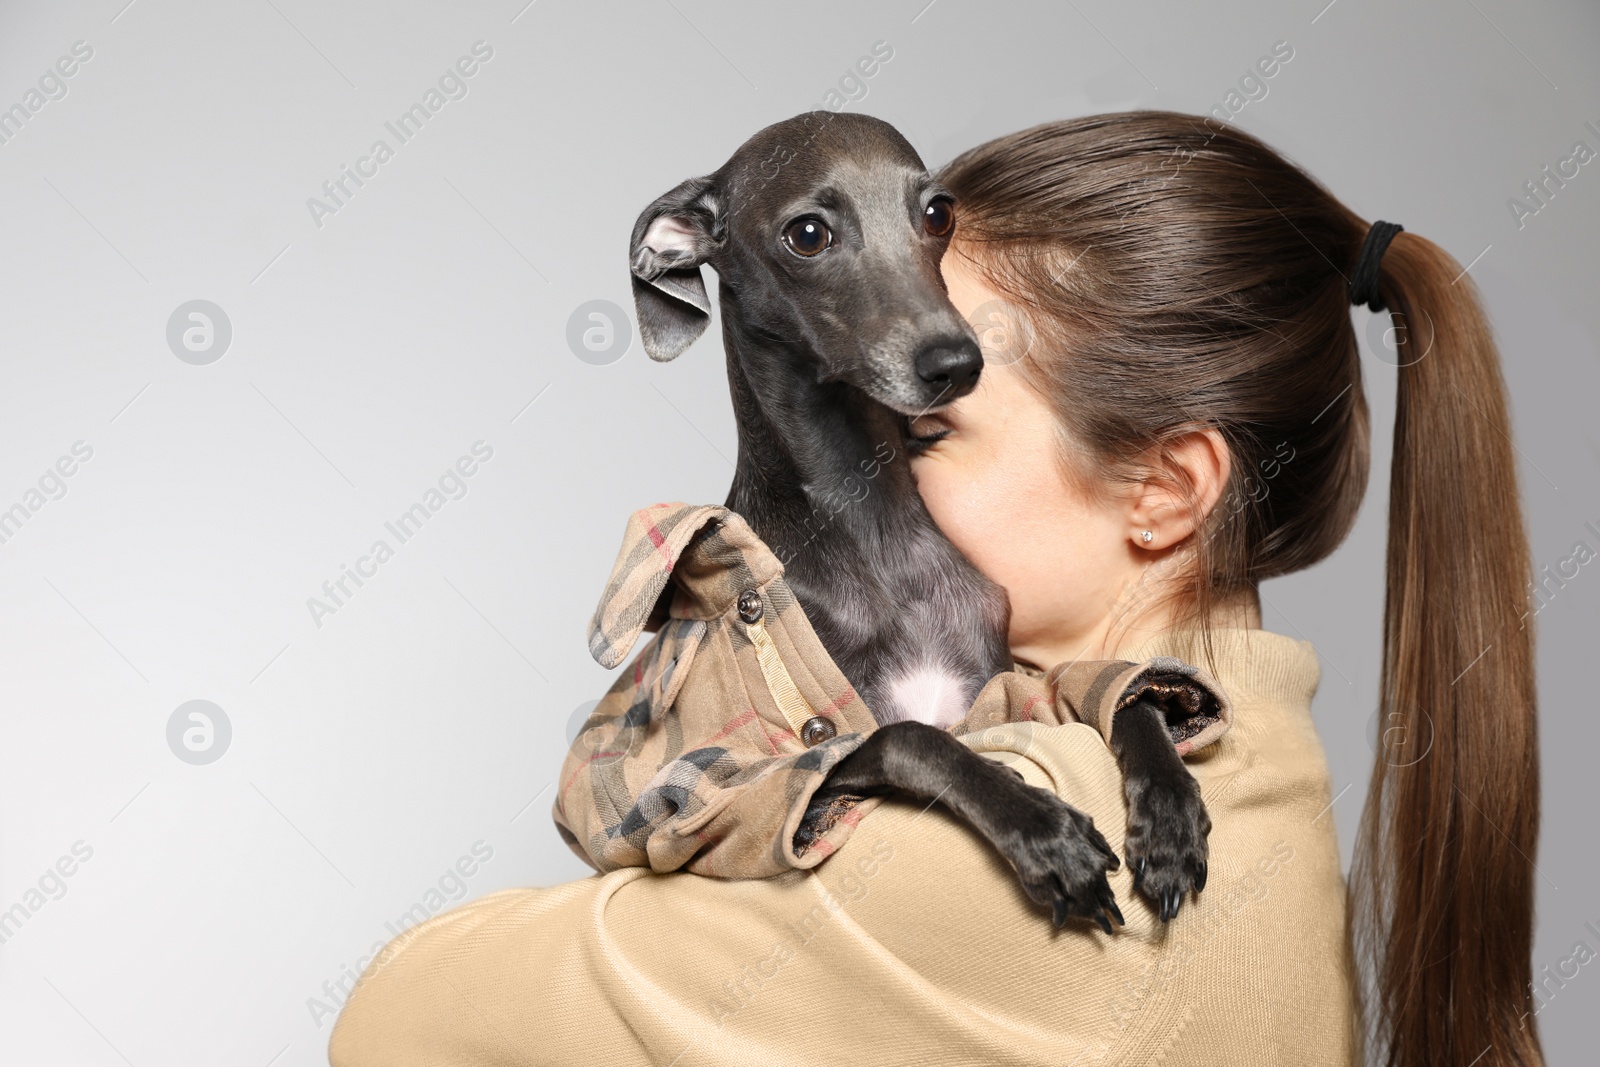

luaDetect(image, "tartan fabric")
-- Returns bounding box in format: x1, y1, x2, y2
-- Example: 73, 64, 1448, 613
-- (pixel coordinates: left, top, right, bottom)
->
553, 502, 1235, 880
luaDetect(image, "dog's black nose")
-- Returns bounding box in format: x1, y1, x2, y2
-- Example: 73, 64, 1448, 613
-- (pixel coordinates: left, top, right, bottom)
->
914, 341, 984, 392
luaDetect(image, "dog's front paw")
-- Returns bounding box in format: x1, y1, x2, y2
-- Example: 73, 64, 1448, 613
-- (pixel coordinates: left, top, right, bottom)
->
1123, 767, 1211, 922
993, 786, 1124, 935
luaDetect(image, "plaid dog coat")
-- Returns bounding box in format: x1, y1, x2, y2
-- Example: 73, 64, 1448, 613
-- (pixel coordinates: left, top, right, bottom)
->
553, 503, 1235, 879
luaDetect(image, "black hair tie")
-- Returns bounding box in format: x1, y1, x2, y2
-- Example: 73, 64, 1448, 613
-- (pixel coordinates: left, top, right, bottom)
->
1349, 220, 1403, 312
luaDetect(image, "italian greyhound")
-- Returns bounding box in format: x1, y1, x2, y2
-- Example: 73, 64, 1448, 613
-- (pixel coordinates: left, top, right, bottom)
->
627, 111, 1209, 929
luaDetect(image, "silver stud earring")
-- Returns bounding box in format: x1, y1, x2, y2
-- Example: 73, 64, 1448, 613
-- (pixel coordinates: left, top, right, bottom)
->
1141, 530, 1153, 544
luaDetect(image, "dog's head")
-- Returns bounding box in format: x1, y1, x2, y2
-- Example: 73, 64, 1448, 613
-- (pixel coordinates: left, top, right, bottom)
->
628, 111, 983, 415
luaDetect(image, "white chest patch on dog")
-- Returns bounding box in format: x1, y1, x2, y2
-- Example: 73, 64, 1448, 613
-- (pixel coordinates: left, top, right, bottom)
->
880, 663, 972, 730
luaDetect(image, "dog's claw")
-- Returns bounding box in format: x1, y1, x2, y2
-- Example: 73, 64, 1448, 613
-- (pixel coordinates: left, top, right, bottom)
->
1094, 911, 1113, 936
1052, 896, 1066, 928
1095, 884, 1123, 931
1196, 860, 1208, 893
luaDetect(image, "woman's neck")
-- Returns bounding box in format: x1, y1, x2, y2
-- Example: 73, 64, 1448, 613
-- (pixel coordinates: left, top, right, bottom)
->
1013, 585, 1263, 671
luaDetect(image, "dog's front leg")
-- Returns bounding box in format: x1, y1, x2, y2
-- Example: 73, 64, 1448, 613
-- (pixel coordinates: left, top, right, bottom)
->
803, 722, 1125, 933
1110, 698, 1212, 921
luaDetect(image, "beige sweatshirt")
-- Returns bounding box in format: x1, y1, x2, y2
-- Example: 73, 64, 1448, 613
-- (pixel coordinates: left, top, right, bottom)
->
329, 626, 1359, 1066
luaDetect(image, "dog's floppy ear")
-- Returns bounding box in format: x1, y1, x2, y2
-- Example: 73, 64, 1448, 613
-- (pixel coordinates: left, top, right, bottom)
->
629, 175, 725, 362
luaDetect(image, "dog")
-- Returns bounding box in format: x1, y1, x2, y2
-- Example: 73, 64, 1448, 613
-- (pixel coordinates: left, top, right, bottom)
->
626, 111, 1209, 929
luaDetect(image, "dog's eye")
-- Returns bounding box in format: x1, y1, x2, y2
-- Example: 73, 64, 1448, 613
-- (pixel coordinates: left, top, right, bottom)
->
923, 198, 955, 238
782, 217, 831, 257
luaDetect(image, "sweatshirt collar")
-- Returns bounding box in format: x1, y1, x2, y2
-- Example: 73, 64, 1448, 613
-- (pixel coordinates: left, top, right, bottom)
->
1118, 627, 1321, 710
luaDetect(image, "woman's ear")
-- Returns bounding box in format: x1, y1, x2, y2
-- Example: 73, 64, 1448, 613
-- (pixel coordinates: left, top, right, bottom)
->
1128, 427, 1232, 548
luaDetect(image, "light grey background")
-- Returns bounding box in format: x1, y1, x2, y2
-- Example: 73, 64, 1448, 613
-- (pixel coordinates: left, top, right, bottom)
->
0, 0, 1595, 1063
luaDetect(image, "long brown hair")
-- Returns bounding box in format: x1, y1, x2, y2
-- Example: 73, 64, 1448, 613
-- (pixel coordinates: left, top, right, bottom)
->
938, 110, 1541, 1067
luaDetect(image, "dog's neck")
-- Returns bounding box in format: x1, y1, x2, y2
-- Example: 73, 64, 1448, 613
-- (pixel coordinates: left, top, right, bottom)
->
717, 299, 924, 581
712, 281, 1014, 720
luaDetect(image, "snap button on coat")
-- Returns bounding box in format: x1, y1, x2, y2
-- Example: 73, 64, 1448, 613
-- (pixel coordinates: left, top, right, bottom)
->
736, 589, 763, 624
800, 716, 837, 746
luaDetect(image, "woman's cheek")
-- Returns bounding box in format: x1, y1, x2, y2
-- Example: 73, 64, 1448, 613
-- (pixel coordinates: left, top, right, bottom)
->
913, 457, 978, 545
914, 457, 1020, 583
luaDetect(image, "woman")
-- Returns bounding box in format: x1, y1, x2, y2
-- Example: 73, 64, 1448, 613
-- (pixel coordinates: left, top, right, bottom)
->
328, 112, 1541, 1067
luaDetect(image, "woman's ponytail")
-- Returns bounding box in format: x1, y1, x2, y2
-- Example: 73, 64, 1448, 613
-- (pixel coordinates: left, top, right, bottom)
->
1350, 228, 1544, 1067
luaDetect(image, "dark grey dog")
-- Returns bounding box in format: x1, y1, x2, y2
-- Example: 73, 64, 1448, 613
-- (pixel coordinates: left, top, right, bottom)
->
627, 111, 1208, 929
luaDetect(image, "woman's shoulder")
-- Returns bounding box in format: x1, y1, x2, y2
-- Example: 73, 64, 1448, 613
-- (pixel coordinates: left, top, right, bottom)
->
945, 630, 1355, 1063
